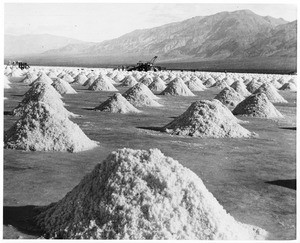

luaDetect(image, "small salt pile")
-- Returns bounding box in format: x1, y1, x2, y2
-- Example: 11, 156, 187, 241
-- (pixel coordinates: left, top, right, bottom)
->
123, 83, 162, 107
148, 76, 167, 94
139, 75, 153, 86
120, 75, 138, 87
233, 93, 284, 118
94, 93, 141, 114
7, 68, 26, 82
73, 73, 88, 85
279, 82, 297, 91
5, 101, 98, 152
230, 80, 251, 97
47, 71, 58, 79
35, 148, 267, 240
163, 99, 253, 138
203, 77, 216, 87
214, 87, 245, 109
160, 78, 195, 96
30, 73, 53, 85
21, 72, 39, 85
88, 75, 118, 91
246, 79, 262, 93
185, 77, 206, 91
61, 73, 74, 83
4, 75, 11, 89
52, 78, 77, 94
83, 76, 97, 87
254, 83, 288, 103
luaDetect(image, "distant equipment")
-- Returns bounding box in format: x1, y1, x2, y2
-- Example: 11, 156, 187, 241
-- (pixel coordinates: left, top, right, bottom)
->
126, 56, 165, 72
8, 60, 30, 70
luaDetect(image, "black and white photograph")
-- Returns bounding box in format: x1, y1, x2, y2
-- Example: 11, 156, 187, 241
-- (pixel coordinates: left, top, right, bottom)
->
2, 0, 298, 240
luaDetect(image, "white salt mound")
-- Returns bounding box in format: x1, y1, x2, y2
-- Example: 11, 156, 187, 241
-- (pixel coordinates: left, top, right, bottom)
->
233, 93, 284, 118
89, 76, 118, 91
22, 73, 39, 85
246, 80, 262, 93
160, 78, 195, 96
163, 99, 253, 138
5, 101, 98, 152
230, 80, 251, 97
94, 93, 141, 114
120, 75, 138, 87
148, 77, 167, 93
30, 73, 53, 85
185, 78, 206, 91
73, 73, 88, 85
83, 76, 97, 87
279, 82, 297, 91
214, 87, 245, 109
4, 76, 11, 89
52, 78, 78, 94
35, 148, 267, 240
254, 83, 288, 103
123, 83, 162, 107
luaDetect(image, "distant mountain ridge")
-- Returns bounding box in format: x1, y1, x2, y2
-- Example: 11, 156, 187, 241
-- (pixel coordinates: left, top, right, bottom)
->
4, 9, 296, 69
4, 34, 88, 56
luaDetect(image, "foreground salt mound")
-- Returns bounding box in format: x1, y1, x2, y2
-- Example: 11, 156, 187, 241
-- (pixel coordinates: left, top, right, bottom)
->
254, 83, 288, 103
214, 87, 245, 109
160, 78, 195, 96
163, 99, 253, 138
5, 102, 98, 152
95, 93, 141, 114
123, 83, 162, 107
52, 78, 77, 94
35, 148, 267, 240
233, 93, 284, 118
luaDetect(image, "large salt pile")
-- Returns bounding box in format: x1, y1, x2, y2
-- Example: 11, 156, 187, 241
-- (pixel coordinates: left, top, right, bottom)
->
160, 78, 195, 96
214, 87, 245, 109
254, 83, 288, 103
148, 76, 167, 93
230, 80, 251, 97
94, 93, 141, 114
35, 148, 267, 240
12, 82, 76, 118
88, 75, 118, 91
123, 83, 162, 107
279, 82, 297, 91
5, 102, 98, 152
233, 93, 284, 118
163, 99, 253, 138
52, 78, 78, 94
30, 73, 53, 85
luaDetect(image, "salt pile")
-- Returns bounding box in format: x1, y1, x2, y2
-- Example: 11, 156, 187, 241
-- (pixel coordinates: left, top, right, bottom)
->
185, 78, 206, 91
35, 148, 267, 240
160, 78, 195, 96
5, 102, 98, 152
214, 87, 245, 109
254, 83, 288, 103
139, 75, 153, 86
246, 79, 262, 93
212, 80, 229, 90
163, 99, 253, 138
12, 82, 76, 118
120, 75, 138, 87
230, 80, 251, 97
203, 77, 216, 87
7, 68, 26, 82
88, 76, 118, 91
21, 73, 39, 85
94, 93, 141, 114
52, 78, 77, 94
61, 73, 74, 83
73, 73, 88, 85
83, 76, 97, 87
233, 93, 284, 118
279, 82, 297, 91
123, 83, 162, 107
30, 73, 53, 85
148, 77, 167, 93
4, 75, 11, 89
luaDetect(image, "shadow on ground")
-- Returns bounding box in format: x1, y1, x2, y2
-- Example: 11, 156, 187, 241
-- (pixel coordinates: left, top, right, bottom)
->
137, 126, 164, 132
3, 205, 43, 236
265, 179, 296, 190
279, 127, 296, 131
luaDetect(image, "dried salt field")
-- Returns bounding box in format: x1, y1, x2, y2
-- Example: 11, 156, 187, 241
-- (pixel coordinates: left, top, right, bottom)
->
3, 65, 296, 239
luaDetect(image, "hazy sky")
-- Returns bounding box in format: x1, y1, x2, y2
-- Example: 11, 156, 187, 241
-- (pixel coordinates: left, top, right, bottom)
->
5, 2, 297, 42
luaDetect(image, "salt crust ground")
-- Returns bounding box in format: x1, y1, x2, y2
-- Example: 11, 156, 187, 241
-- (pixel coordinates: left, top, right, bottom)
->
5, 101, 98, 152
233, 93, 284, 118
214, 87, 245, 109
123, 83, 162, 107
163, 99, 253, 138
35, 148, 267, 240
254, 83, 288, 103
160, 78, 195, 96
94, 93, 141, 114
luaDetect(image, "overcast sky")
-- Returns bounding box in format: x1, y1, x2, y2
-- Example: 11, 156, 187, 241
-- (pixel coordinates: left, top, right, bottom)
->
5, 2, 297, 42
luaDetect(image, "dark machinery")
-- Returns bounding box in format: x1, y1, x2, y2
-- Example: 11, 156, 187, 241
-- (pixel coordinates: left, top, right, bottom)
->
8, 60, 30, 70
126, 56, 165, 72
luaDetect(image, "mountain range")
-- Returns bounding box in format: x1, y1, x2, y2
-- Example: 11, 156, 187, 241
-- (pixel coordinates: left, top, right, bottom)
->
4, 10, 297, 72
